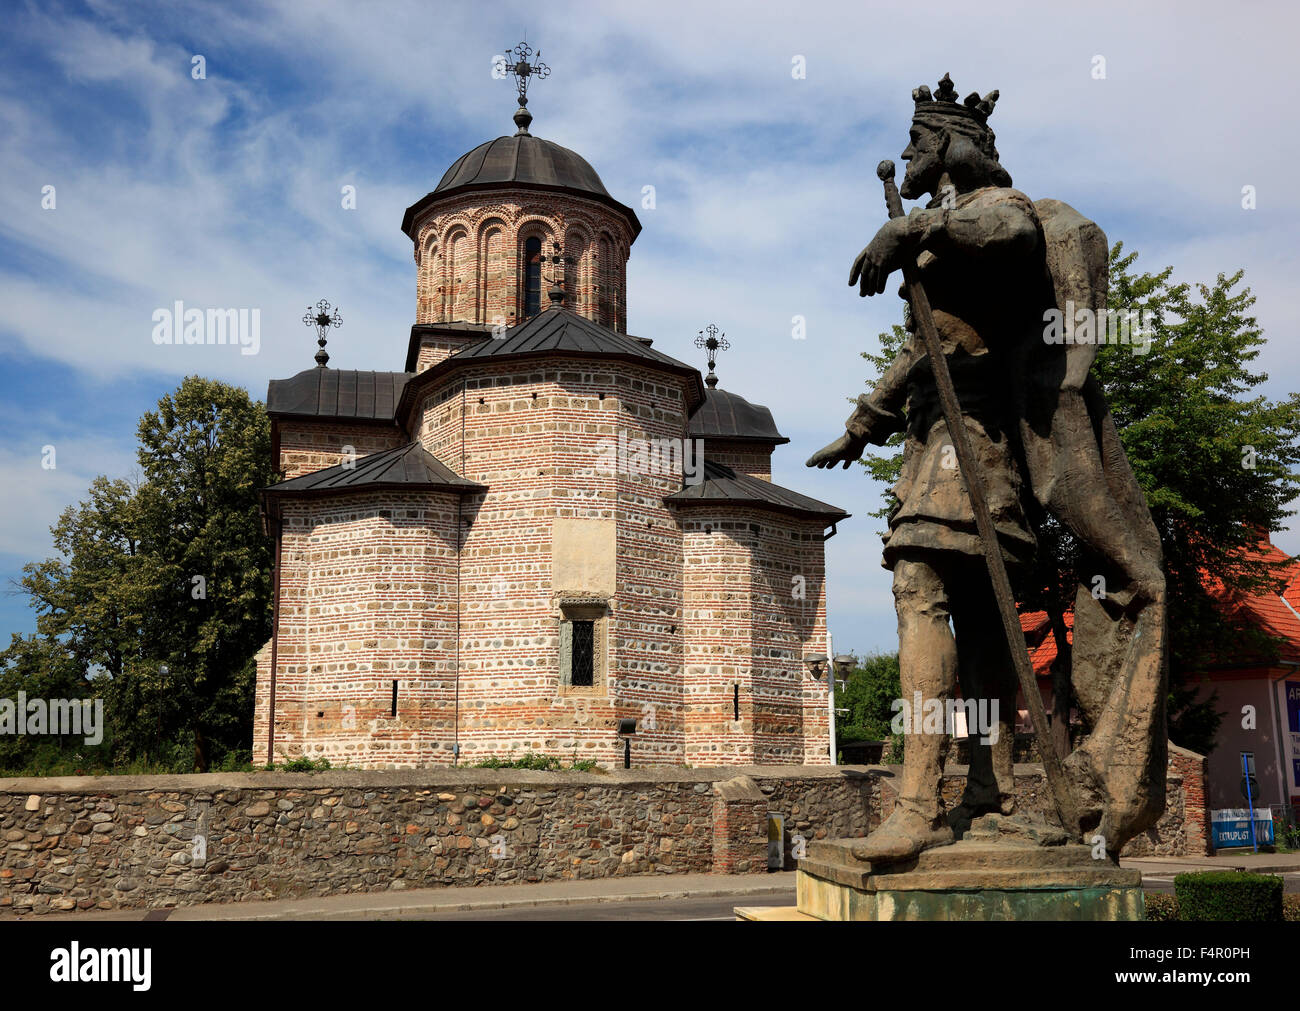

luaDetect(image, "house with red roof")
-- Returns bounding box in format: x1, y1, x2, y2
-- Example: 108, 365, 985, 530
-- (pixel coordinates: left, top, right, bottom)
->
1021, 536, 1300, 815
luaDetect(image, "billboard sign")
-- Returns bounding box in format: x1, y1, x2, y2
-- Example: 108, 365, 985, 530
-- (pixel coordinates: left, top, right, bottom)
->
1211, 808, 1274, 848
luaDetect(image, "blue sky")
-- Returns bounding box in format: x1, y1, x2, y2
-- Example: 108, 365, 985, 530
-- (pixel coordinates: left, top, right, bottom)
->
2, 0, 1298, 656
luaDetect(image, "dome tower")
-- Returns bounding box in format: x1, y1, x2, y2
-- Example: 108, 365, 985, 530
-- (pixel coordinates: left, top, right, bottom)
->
401, 47, 640, 339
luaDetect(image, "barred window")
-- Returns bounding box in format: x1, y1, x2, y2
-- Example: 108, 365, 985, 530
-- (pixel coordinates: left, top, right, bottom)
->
558, 602, 606, 690
570, 621, 594, 687
524, 236, 542, 317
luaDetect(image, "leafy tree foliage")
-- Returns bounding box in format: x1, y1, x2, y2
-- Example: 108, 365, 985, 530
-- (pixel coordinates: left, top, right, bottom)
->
5, 376, 272, 772
835, 652, 902, 742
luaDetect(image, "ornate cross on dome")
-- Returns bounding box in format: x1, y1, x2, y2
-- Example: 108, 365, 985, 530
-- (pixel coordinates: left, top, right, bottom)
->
303, 299, 342, 368
694, 324, 729, 389
504, 39, 550, 136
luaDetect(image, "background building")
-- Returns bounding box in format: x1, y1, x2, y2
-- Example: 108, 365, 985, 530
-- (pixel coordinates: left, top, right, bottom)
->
252, 79, 847, 770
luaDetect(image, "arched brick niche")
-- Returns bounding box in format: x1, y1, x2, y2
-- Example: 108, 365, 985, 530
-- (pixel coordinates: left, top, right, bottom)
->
412, 190, 635, 331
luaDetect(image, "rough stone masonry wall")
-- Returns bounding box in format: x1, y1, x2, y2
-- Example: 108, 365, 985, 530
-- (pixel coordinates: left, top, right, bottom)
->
1123, 744, 1212, 857
0, 767, 870, 915
0, 762, 1193, 915
1168, 744, 1212, 856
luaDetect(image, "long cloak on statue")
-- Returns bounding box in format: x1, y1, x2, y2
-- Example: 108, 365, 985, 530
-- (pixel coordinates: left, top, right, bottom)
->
1015, 199, 1169, 856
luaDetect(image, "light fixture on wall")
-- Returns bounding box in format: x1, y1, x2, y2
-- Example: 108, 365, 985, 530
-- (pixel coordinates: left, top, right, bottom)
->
617, 717, 637, 769
803, 654, 829, 679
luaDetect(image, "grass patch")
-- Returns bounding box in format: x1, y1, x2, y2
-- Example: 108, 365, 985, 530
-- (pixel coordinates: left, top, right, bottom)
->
472, 752, 599, 772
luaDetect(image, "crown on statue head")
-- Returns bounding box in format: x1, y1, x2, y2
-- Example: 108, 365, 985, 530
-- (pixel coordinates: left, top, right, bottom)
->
912, 72, 999, 127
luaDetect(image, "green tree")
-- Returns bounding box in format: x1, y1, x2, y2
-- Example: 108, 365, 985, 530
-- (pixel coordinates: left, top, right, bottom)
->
853, 245, 1300, 755
10, 376, 273, 772
0, 634, 93, 773
836, 652, 902, 742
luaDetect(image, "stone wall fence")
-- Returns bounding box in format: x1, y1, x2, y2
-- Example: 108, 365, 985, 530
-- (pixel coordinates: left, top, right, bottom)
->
0, 760, 1200, 915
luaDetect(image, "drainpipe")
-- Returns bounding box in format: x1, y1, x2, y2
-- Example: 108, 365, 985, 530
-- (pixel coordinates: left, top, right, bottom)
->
827, 630, 837, 765
453, 377, 467, 767
454, 495, 462, 768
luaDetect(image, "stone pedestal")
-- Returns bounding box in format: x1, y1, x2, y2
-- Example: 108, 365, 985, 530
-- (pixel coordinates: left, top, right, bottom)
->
794, 838, 1144, 921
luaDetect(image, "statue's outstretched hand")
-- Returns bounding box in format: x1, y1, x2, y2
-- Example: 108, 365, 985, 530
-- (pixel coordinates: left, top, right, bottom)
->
849, 217, 909, 297
806, 431, 868, 470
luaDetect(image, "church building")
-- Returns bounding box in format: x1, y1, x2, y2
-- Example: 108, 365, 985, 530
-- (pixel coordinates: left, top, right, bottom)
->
252, 48, 847, 769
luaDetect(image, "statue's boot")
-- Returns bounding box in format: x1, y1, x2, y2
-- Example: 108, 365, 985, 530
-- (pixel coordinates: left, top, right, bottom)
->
851, 808, 954, 864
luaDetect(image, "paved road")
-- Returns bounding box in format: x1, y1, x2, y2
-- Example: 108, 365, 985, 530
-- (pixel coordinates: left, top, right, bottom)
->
1139, 871, 1300, 895
412, 875, 1300, 918
418, 892, 793, 920
20, 866, 1300, 921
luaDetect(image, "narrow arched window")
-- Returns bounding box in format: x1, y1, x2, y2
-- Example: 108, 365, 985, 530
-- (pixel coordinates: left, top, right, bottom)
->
524, 236, 542, 317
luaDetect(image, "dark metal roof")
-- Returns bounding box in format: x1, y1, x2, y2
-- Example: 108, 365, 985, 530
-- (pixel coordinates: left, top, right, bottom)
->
451, 309, 687, 368
264, 442, 484, 497
397, 308, 706, 424
665, 461, 848, 524
404, 322, 495, 373
437, 134, 611, 199
266, 369, 410, 422
687, 388, 789, 444
401, 134, 641, 239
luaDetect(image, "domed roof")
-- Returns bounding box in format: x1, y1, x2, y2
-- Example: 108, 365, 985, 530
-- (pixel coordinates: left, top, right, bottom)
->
688, 388, 789, 444
402, 130, 641, 239
435, 134, 611, 201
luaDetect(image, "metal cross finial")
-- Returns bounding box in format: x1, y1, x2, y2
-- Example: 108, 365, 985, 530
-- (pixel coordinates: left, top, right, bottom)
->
303, 299, 342, 368
505, 39, 550, 135
694, 324, 729, 389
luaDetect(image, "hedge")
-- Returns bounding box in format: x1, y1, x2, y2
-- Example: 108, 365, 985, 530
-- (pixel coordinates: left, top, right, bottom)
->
1173, 871, 1284, 921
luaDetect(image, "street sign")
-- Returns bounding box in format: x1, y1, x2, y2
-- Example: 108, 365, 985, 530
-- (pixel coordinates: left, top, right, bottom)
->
1211, 808, 1274, 848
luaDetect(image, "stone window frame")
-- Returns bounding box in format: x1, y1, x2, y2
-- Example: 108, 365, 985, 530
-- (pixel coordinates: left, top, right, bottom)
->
556, 596, 609, 697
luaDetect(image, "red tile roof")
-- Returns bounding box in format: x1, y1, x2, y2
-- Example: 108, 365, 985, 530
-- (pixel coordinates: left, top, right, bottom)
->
1205, 539, 1300, 663
1020, 535, 1300, 677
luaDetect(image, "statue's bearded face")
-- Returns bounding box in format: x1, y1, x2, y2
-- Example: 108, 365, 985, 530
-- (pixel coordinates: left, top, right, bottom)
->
900, 124, 945, 200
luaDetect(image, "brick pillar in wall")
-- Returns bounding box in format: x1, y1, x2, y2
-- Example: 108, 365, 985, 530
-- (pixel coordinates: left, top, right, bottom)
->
1170, 743, 1212, 856
711, 775, 769, 874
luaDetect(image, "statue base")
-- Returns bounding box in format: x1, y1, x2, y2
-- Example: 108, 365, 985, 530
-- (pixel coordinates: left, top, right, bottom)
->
790, 837, 1144, 921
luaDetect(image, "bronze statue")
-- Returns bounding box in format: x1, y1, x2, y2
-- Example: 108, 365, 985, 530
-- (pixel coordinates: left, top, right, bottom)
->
810, 74, 1167, 864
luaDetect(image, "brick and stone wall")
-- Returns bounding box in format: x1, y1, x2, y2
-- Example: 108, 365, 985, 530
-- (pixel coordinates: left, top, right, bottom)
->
255, 353, 835, 770
1168, 744, 1212, 856
411, 189, 633, 333
257, 354, 834, 770
1145, 744, 1212, 857
680, 510, 829, 766
0, 762, 1195, 915
252, 490, 465, 766
703, 439, 774, 482
413, 331, 488, 372
275, 420, 404, 481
